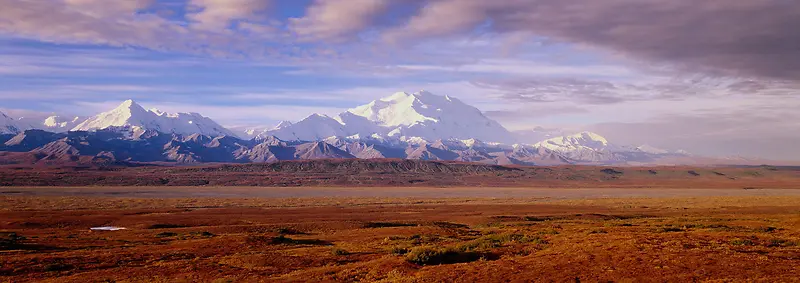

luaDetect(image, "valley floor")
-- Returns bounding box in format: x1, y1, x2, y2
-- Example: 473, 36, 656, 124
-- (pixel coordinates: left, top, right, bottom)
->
1, 188, 800, 282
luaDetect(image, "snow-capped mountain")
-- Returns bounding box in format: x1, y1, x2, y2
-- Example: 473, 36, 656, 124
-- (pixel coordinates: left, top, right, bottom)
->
42, 116, 83, 132
1, 93, 772, 166
634, 144, 669, 155
72, 100, 239, 138
265, 114, 348, 141
0, 111, 22, 134
346, 91, 515, 143
533, 132, 612, 153
526, 132, 692, 163
257, 90, 515, 144
0, 111, 84, 134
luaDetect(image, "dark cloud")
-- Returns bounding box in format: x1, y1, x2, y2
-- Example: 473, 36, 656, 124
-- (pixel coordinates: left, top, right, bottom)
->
389, 0, 800, 81
726, 80, 800, 96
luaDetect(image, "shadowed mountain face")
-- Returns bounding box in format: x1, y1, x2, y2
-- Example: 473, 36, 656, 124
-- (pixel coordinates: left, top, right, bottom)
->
0, 128, 771, 166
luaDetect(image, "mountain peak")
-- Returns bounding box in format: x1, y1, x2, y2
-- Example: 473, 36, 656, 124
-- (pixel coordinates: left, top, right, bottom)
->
71, 99, 237, 138
534, 131, 611, 154
341, 91, 515, 143
257, 91, 514, 143
118, 99, 141, 108
570, 131, 608, 145
273, 120, 294, 130
111, 99, 147, 116
381, 91, 413, 102
304, 113, 334, 120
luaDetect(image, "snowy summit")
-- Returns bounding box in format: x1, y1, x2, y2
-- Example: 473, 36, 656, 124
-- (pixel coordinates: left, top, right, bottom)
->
259, 90, 515, 143
72, 100, 239, 138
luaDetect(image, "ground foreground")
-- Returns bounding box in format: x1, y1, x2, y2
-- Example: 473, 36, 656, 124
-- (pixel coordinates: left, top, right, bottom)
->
1, 187, 799, 282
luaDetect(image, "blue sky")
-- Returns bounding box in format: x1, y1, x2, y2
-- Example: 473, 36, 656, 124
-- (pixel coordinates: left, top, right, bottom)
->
1, 0, 799, 160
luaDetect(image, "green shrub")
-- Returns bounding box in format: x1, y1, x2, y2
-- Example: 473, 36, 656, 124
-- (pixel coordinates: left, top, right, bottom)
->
405, 246, 480, 265
457, 233, 547, 252
391, 246, 410, 255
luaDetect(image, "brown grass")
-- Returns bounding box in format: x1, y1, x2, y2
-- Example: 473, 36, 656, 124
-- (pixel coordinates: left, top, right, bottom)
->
0, 193, 799, 282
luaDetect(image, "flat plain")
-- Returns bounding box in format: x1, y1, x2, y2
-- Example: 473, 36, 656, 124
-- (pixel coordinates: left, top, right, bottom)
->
2, 185, 800, 282
2, 163, 800, 282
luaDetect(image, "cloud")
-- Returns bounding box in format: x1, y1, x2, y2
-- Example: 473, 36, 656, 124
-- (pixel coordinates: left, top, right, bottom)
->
383, 0, 800, 81
484, 105, 589, 119
63, 0, 155, 17
187, 0, 272, 30
290, 0, 390, 41
0, 0, 182, 48
396, 59, 637, 79
382, 0, 492, 43
585, 103, 800, 161
0, 0, 284, 57
3, 0, 799, 83
470, 76, 800, 105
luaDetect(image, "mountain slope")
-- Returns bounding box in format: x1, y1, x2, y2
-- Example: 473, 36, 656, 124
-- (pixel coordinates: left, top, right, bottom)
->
347, 91, 515, 143
42, 116, 83, 132
263, 114, 348, 141
260, 91, 515, 144
0, 112, 22, 134
531, 132, 620, 162
0, 128, 789, 166
72, 100, 238, 138
293, 141, 355, 160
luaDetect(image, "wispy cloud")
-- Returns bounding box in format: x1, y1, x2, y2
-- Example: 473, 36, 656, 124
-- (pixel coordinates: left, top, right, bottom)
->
396, 59, 637, 79
289, 0, 390, 41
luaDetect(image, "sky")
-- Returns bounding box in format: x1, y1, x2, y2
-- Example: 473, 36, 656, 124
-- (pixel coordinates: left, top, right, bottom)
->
1, 0, 799, 161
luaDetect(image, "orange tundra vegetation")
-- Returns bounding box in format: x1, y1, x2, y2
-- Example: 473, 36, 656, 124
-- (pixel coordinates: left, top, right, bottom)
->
1, 192, 799, 282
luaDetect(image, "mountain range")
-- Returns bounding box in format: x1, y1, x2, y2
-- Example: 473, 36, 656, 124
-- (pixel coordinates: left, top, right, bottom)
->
0, 91, 771, 166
